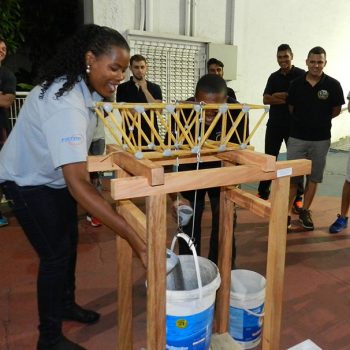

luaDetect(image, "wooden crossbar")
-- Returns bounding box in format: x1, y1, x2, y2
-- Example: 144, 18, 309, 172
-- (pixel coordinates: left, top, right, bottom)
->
110, 159, 311, 200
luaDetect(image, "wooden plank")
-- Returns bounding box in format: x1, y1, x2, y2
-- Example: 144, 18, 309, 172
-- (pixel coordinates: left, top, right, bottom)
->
262, 176, 290, 350
217, 149, 276, 172
211, 333, 243, 350
117, 200, 147, 244
146, 195, 167, 350
226, 187, 271, 218
86, 155, 120, 172
110, 159, 311, 200
116, 236, 133, 350
215, 189, 234, 334
116, 168, 133, 350
113, 151, 164, 186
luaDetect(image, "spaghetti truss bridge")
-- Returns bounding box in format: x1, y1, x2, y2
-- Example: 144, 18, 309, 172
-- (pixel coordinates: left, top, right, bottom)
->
94, 102, 269, 159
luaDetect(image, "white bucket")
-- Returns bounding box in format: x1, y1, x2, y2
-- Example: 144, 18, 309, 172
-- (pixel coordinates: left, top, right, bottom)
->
166, 233, 221, 350
229, 269, 266, 349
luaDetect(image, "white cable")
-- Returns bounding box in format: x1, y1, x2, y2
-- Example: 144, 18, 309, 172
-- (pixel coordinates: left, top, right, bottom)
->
189, 102, 204, 243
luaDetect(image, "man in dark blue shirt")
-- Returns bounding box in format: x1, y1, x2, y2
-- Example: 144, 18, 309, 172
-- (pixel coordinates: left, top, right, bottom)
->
287, 46, 344, 231
258, 44, 304, 215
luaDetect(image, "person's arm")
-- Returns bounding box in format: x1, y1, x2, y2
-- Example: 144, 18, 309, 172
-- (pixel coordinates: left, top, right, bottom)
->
0, 92, 15, 108
62, 162, 147, 267
263, 92, 288, 105
331, 106, 342, 118
288, 105, 294, 115
137, 79, 162, 103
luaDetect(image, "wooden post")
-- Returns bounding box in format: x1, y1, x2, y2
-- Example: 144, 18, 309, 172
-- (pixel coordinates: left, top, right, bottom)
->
215, 188, 235, 333
262, 176, 290, 350
146, 194, 167, 350
116, 169, 133, 350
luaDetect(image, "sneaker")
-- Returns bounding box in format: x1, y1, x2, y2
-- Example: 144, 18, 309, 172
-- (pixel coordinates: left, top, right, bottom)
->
329, 214, 348, 234
299, 209, 314, 231
292, 197, 303, 214
86, 215, 102, 227
0, 214, 8, 227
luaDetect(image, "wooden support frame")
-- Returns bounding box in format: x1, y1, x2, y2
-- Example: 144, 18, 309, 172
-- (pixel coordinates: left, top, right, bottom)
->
87, 148, 311, 350
115, 168, 133, 350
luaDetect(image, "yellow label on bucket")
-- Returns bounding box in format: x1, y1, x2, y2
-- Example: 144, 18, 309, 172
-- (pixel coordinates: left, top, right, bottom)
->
176, 319, 188, 328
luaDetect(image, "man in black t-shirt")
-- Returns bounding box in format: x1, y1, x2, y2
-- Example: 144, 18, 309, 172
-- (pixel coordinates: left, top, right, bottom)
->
287, 46, 344, 231
258, 44, 305, 213
207, 57, 237, 100
0, 37, 16, 227
116, 54, 162, 145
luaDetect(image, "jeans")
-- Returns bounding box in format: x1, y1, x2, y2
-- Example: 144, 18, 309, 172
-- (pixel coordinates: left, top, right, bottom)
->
180, 187, 236, 268
1, 181, 78, 345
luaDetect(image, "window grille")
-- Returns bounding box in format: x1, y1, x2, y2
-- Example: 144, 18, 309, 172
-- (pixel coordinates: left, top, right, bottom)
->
128, 37, 206, 103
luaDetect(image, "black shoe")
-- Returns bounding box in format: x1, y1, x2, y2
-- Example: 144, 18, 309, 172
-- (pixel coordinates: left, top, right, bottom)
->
37, 335, 86, 350
299, 209, 314, 231
63, 303, 100, 324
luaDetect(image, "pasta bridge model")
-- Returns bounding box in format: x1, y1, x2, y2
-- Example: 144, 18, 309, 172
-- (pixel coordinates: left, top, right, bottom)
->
88, 102, 311, 350
94, 101, 269, 159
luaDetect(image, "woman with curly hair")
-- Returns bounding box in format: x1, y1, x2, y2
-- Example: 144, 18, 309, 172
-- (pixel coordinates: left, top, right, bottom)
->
0, 24, 146, 350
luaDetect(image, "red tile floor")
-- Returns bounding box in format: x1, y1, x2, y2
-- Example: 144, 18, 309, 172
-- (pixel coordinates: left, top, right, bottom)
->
1, 192, 350, 350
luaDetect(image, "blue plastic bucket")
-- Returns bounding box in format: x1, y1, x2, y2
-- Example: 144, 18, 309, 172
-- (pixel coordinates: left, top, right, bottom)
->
229, 269, 266, 349
166, 233, 221, 350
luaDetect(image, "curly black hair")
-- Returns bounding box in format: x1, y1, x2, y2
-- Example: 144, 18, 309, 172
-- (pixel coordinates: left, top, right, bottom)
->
37, 24, 130, 99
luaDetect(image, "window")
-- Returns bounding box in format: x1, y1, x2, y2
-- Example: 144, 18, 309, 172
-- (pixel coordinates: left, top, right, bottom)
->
128, 36, 206, 102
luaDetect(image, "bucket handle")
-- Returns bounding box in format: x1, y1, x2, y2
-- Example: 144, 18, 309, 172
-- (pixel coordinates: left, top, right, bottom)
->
243, 308, 265, 317
170, 232, 203, 300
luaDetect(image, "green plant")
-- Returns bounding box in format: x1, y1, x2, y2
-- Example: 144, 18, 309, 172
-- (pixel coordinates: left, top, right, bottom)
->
0, 0, 24, 54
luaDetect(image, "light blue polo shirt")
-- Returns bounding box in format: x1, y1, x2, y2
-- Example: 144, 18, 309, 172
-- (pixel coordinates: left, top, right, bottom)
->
0, 77, 103, 188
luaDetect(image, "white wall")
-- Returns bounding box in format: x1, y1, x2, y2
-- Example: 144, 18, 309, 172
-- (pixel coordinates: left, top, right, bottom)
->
93, 0, 350, 152
233, 0, 350, 151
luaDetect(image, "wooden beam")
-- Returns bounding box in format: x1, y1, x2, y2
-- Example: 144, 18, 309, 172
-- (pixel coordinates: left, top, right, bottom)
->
226, 187, 271, 218
215, 189, 235, 334
117, 200, 147, 244
116, 236, 133, 350
87, 155, 120, 172
116, 168, 133, 350
262, 176, 289, 350
217, 149, 276, 172
113, 151, 164, 186
146, 195, 167, 350
110, 159, 311, 200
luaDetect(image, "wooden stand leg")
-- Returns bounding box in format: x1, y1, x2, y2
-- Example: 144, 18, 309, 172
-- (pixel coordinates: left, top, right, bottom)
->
116, 236, 133, 350
215, 188, 235, 333
116, 168, 133, 350
262, 176, 290, 350
146, 195, 167, 350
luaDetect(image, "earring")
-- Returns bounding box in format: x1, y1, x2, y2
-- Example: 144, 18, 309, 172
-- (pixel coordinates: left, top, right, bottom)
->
86, 64, 91, 74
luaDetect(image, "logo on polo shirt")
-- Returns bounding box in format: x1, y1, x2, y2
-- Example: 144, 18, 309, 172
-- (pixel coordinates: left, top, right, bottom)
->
318, 90, 329, 100
61, 134, 83, 146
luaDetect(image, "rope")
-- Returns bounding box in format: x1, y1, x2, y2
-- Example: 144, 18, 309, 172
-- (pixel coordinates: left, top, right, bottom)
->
189, 102, 204, 245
